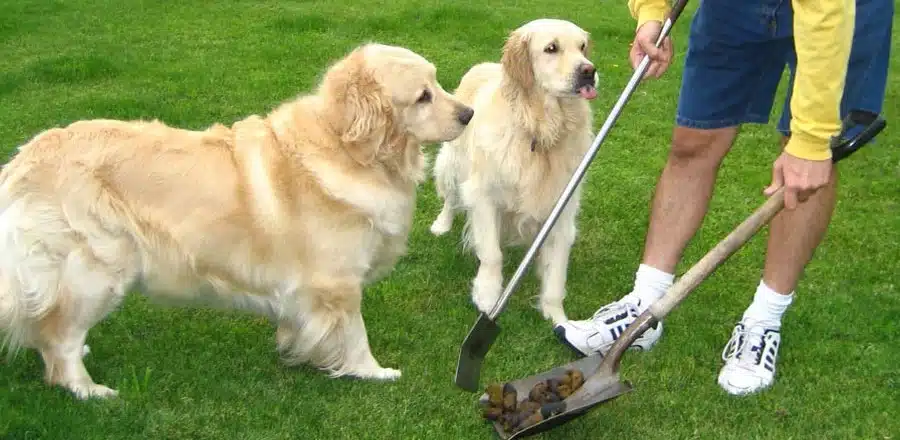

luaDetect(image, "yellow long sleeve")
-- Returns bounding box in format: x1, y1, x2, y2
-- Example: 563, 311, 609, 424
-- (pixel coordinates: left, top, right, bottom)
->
785, 0, 855, 161
627, 0, 670, 29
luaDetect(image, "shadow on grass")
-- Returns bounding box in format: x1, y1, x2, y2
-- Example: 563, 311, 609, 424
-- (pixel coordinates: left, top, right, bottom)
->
0, 55, 122, 96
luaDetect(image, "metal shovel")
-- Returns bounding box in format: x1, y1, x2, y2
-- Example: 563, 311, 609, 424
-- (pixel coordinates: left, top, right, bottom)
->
454, 0, 691, 393
477, 111, 886, 439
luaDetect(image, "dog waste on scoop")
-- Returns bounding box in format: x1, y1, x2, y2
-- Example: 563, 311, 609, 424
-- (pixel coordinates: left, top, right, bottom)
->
480, 369, 584, 434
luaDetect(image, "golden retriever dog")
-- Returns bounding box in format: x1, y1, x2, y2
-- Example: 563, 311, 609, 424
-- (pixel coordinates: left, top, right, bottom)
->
0, 42, 473, 399
429, 19, 598, 325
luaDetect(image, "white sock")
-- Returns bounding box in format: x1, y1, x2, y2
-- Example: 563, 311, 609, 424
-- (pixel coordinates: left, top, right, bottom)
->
741, 280, 794, 328
622, 264, 675, 313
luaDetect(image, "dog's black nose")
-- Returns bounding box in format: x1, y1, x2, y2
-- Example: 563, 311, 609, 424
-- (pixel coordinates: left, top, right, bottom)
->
457, 106, 474, 125
579, 63, 596, 77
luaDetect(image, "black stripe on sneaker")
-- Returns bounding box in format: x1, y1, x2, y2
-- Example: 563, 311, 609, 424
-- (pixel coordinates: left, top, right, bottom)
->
603, 311, 629, 325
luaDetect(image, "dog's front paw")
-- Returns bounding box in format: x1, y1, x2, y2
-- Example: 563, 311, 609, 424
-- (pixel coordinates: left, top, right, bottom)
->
354, 367, 402, 381
429, 211, 454, 236
539, 297, 568, 325
70, 382, 119, 400
471, 272, 503, 314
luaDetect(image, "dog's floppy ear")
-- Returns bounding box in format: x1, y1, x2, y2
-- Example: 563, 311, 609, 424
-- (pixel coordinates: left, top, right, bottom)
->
321, 49, 392, 166
501, 30, 533, 89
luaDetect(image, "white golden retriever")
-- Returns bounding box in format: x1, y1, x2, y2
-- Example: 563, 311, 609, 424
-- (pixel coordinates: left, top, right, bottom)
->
430, 19, 598, 324
0, 43, 473, 399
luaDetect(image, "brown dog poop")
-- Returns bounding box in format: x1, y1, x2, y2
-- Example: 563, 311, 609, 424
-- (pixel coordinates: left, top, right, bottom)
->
480, 368, 586, 433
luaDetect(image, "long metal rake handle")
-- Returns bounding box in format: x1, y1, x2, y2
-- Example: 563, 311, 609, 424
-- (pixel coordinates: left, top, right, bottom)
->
486, 9, 683, 320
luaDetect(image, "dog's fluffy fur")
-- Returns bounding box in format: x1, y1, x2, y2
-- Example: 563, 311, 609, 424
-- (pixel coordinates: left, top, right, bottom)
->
0, 43, 472, 399
430, 19, 599, 324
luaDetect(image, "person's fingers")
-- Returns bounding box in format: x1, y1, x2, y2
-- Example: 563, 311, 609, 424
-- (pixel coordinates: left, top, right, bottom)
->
638, 37, 663, 62
656, 43, 672, 77
655, 60, 667, 77
630, 47, 658, 79
645, 62, 660, 79
630, 51, 642, 70
642, 36, 674, 79
661, 37, 673, 61
784, 187, 798, 210
632, 24, 672, 80
629, 41, 644, 69
644, 44, 663, 64
764, 161, 784, 196
797, 183, 820, 203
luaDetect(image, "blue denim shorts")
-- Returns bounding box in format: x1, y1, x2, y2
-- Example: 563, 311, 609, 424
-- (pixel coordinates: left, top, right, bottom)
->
675, 0, 893, 139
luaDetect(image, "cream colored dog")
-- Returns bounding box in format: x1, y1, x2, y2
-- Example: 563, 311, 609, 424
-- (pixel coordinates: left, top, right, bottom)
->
0, 43, 473, 399
430, 19, 598, 324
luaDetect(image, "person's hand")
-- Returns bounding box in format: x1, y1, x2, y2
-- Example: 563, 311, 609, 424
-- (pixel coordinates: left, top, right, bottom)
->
764, 151, 832, 210
630, 20, 674, 80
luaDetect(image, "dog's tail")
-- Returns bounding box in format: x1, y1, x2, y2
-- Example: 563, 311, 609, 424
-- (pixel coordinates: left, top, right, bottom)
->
431, 141, 459, 199
1, 131, 83, 358
0, 192, 66, 359
0, 190, 27, 357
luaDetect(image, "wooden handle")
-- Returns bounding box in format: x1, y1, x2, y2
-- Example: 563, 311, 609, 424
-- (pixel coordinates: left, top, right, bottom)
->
648, 187, 786, 320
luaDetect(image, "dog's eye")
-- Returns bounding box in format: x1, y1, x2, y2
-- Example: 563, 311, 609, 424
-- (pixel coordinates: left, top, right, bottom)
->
580, 42, 586, 52
544, 43, 558, 54
417, 89, 432, 104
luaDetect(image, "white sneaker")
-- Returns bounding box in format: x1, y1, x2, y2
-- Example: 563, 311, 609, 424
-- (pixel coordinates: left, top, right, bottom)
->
717, 320, 781, 395
553, 298, 663, 356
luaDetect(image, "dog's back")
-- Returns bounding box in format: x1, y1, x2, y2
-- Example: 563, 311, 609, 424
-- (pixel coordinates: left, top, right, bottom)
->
452, 62, 502, 106
0, 119, 235, 352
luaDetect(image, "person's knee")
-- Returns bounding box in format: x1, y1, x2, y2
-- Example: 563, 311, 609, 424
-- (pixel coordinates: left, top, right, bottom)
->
669, 126, 735, 167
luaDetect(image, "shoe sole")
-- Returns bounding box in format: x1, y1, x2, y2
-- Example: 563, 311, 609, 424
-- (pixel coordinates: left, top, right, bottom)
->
553, 323, 663, 358
552, 325, 592, 357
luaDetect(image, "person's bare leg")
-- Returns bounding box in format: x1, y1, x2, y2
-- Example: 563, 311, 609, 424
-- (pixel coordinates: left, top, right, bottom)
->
718, 135, 838, 396
763, 136, 838, 294
641, 126, 739, 273
553, 125, 739, 356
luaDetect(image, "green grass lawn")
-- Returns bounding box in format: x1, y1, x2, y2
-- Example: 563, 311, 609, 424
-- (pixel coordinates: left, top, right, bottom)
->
1, 0, 898, 439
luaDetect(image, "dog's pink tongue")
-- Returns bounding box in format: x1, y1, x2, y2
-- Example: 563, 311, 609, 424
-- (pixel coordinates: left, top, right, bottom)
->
579, 85, 597, 100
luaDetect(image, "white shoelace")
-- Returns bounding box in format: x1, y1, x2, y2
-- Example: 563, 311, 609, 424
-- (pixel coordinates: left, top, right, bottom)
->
721, 325, 768, 369
591, 301, 634, 324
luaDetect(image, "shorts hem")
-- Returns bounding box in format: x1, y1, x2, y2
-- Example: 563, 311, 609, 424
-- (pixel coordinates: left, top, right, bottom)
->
675, 114, 770, 130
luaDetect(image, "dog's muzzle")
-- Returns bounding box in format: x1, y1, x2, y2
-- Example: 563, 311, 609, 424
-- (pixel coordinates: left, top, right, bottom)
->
574, 63, 597, 100
457, 106, 475, 125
